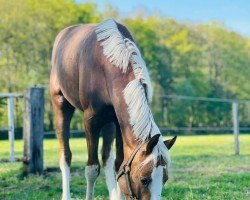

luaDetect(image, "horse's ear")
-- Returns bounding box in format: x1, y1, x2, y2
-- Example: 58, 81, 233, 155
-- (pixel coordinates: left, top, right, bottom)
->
164, 136, 177, 150
146, 134, 161, 155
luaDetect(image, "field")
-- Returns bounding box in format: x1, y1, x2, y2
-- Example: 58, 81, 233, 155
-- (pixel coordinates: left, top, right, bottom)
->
0, 134, 250, 200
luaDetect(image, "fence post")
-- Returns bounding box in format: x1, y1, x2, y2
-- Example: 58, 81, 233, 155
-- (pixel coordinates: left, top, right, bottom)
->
23, 87, 44, 175
232, 101, 239, 155
162, 97, 168, 125
7, 97, 15, 162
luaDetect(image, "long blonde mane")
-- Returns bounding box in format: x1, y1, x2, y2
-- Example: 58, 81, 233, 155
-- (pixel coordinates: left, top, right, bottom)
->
95, 19, 158, 140
95, 19, 170, 166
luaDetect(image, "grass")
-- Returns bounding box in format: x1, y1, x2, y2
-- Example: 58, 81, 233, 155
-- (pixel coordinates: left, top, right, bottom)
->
0, 134, 250, 200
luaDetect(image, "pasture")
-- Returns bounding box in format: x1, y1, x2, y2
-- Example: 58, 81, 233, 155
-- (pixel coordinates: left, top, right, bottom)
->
0, 134, 249, 200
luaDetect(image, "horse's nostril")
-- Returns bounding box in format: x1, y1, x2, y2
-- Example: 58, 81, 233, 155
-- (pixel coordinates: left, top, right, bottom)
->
141, 177, 152, 187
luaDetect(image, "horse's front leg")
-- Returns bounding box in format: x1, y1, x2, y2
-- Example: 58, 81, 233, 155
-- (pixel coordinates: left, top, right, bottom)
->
84, 111, 101, 200
101, 123, 117, 200
114, 124, 125, 200
51, 91, 75, 200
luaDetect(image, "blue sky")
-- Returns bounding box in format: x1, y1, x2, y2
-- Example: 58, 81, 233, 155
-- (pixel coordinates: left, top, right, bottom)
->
79, 0, 250, 37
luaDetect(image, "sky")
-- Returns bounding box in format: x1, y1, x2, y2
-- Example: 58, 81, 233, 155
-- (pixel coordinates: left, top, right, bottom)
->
79, 0, 250, 37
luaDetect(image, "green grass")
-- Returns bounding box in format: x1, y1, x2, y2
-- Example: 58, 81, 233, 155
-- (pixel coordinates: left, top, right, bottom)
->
0, 134, 250, 199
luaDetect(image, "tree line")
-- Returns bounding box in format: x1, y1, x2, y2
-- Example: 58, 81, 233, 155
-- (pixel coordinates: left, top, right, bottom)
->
1, 0, 250, 132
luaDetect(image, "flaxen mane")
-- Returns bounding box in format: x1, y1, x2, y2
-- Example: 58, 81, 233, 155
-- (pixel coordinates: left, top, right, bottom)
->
95, 19, 171, 167
96, 19, 158, 140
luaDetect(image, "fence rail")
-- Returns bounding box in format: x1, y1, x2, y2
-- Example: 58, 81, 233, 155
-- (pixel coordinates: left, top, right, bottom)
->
0, 93, 23, 98
1, 93, 248, 164
0, 126, 11, 131
162, 94, 250, 103
0, 93, 23, 161
160, 126, 250, 132
161, 94, 248, 155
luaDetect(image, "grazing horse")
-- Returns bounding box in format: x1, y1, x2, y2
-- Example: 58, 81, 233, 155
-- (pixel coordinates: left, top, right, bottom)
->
50, 19, 177, 200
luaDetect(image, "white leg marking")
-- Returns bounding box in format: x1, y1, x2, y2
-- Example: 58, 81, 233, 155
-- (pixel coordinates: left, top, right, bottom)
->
60, 154, 71, 200
149, 166, 163, 200
104, 152, 117, 200
85, 165, 99, 200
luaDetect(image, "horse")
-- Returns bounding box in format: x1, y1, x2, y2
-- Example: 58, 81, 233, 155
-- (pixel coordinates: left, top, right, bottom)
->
50, 18, 177, 200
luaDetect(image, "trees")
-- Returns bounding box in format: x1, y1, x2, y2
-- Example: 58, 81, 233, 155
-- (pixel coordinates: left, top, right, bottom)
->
0, 1, 250, 131
0, 0, 100, 92
123, 17, 250, 128
0, 0, 100, 129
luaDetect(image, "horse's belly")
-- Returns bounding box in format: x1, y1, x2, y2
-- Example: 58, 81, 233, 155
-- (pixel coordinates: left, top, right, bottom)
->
58, 73, 83, 111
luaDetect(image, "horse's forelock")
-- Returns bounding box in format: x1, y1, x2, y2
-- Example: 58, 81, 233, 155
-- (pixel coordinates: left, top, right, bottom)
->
138, 139, 171, 172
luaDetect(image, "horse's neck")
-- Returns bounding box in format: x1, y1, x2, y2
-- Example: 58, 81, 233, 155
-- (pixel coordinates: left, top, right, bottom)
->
113, 102, 137, 154
113, 100, 139, 160
105, 76, 137, 156
98, 49, 140, 159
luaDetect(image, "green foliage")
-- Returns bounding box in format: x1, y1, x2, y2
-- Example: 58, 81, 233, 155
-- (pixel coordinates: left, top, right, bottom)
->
0, 135, 250, 199
123, 17, 250, 128
0, 1, 250, 129
0, 0, 100, 92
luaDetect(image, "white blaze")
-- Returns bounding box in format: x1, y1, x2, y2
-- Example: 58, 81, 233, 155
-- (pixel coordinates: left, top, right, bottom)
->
149, 166, 164, 200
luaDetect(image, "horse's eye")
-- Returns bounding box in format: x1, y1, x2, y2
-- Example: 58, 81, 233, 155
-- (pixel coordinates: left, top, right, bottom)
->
141, 177, 152, 187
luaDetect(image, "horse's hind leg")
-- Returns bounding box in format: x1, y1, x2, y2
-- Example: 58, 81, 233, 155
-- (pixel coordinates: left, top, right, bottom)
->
51, 90, 75, 200
84, 111, 102, 200
101, 123, 116, 200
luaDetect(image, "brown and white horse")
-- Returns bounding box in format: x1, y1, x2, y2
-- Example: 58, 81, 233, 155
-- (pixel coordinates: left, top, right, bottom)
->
50, 19, 177, 200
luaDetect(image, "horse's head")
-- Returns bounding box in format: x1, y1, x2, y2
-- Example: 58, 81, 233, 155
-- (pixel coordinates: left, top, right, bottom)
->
117, 134, 177, 200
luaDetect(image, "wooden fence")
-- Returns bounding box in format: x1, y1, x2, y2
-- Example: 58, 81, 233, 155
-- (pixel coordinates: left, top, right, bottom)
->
161, 95, 245, 156
0, 88, 44, 174
0, 93, 23, 161
0, 91, 246, 176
